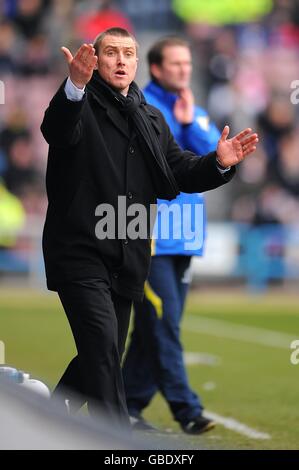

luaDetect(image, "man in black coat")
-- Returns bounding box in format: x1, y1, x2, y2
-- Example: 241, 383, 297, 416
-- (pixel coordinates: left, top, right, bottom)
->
41, 27, 258, 429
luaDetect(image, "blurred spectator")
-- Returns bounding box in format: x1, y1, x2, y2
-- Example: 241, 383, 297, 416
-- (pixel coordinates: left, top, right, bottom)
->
0, 180, 25, 248
257, 95, 295, 167
265, 0, 299, 47
119, 0, 183, 31
0, 21, 19, 73
13, 0, 48, 39
44, 0, 75, 64
17, 33, 51, 75
3, 136, 42, 200
1, 0, 18, 18
0, 107, 31, 155
75, 0, 134, 43
254, 184, 299, 225
275, 129, 299, 196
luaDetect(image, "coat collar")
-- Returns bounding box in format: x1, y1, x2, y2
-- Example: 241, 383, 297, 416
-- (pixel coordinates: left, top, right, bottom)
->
88, 88, 130, 139
88, 86, 161, 138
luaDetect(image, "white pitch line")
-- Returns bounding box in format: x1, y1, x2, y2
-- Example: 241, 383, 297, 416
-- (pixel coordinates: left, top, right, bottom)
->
184, 352, 221, 366
0, 341, 4, 364
204, 410, 271, 440
183, 315, 296, 349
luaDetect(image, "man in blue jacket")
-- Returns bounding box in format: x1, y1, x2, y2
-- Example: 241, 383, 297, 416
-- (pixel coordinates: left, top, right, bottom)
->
123, 37, 221, 434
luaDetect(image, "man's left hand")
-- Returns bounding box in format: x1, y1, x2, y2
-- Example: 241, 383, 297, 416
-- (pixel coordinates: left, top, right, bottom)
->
216, 126, 259, 168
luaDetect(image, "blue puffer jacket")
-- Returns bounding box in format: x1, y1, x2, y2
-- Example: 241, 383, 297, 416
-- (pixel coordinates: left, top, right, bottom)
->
143, 81, 220, 256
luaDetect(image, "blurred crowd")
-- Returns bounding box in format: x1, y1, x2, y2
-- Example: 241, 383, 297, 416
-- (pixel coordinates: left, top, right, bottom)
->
0, 0, 299, 264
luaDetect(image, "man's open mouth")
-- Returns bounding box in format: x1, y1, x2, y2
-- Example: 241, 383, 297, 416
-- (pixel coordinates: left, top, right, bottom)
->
115, 70, 126, 77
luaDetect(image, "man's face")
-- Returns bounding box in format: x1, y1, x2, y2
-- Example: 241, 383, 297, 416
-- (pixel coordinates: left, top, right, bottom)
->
151, 45, 192, 93
97, 35, 138, 95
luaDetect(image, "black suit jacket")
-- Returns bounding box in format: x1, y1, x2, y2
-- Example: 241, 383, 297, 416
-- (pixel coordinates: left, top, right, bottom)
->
41, 79, 235, 300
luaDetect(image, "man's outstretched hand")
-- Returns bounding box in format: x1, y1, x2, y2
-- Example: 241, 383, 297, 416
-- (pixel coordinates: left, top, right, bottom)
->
216, 126, 259, 168
61, 43, 98, 89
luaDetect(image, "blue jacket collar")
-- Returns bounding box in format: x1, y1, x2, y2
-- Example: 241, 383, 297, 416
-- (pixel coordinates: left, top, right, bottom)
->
144, 81, 178, 108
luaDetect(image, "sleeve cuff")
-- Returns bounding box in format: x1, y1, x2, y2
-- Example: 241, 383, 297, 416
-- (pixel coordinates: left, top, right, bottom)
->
64, 77, 85, 102
216, 157, 231, 174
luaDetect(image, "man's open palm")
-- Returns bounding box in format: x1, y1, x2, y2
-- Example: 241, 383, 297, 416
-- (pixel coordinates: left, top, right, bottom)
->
61, 43, 98, 89
216, 126, 259, 168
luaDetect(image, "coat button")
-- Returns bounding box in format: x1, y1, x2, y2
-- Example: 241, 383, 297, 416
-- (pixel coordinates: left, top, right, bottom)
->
123, 239, 129, 246
129, 146, 135, 154
113, 272, 119, 279
127, 191, 133, 199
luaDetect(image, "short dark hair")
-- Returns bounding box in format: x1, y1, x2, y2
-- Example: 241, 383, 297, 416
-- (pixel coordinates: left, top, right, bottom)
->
93, 27, 138, 55
147, 37, 190, 68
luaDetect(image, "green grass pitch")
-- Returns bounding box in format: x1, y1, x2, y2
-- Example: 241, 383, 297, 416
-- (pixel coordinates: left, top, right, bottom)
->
1, 288, 298, 449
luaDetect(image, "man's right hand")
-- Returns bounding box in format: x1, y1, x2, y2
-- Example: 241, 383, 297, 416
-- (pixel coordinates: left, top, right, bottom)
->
174, 88, 195, 125
61, 43, 98, 89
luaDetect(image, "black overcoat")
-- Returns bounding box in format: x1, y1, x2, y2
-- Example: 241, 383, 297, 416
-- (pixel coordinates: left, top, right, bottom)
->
41, 79, 235, 300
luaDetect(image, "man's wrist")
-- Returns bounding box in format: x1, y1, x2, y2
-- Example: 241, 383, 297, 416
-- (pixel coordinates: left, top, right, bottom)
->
216, 157, 231, 173
69, 78, 86, 90
216, 156, 228, 170
65, 77, 85, 102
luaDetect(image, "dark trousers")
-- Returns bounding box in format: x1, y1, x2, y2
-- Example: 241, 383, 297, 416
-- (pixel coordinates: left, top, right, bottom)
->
123, 255, 203, 425
52, 278, 132, 429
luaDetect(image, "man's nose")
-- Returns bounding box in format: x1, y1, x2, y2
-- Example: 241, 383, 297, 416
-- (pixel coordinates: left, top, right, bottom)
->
117, 53, 126, 64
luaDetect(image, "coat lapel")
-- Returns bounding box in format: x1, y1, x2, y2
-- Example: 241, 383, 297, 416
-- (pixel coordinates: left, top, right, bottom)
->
88, 91, 130, 139
144, 105, 162, 135
106, 106, 130, 139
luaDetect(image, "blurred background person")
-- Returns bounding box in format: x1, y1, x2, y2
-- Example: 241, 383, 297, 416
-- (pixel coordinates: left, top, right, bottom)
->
74, 0, 134, 43
123, 37, 220, 435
